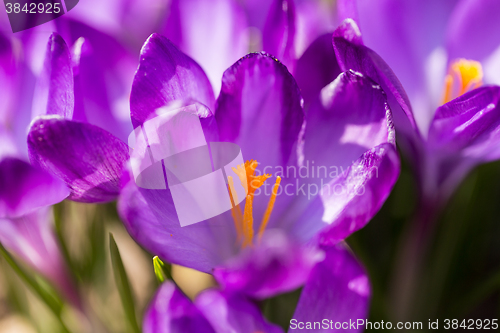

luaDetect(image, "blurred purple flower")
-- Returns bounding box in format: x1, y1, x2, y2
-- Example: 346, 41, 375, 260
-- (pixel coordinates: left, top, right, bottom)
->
162, 0, 339, 91
64, 0, 339, 96
0, 33, 77, 304
333, 0, 500, 205
27, 33, 129, 203
118, 33, 400, 325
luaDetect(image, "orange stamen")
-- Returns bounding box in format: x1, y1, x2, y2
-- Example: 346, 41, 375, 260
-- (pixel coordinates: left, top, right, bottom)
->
227, 176, 243, 241
242, 195, 254, 248
258, 176, 281, 244
442, 58, 483, 104
229, 160, 281, 248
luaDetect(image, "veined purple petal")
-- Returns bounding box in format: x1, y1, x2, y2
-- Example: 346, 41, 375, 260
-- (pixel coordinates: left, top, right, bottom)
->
287, 143, 400, 244
143, 282, 215, 333
446, 0, 500, 83
215, 52, 304, 171
32, 33, 74, 120
272, 69, 394, 242
196, 289, 284, 333
0, 158, 69, 219
425, 86, 500, 199
117, 181, 225, 273
119, 101, 232, 273
28, 116, 129, 203
213, 230, 324, 299
0, 208, 77, 304
429, 86, 500, 154
118, 178, 232, 274
263, 0, 296, 70
292, 244, 370, 332
302, 70, 394, 174
163, 0, 249, 95
355, 0, 459, 132
130, 34, 215, 128
293, 33, 340, 105
57, 18, 145, 142
332, 19, 418, 138
318, 143, 399, 245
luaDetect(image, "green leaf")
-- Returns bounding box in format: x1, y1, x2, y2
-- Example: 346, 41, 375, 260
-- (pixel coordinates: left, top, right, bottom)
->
0, 243, 71, 333
109, 233, 140, 333
153, 256, 172, 284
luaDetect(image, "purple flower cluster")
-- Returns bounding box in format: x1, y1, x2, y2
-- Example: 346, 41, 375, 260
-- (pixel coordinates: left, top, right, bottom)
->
1, 0, 500, 331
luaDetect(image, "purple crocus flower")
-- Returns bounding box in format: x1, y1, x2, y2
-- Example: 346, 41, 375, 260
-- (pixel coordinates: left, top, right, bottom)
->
0, 32, 77, 303
329, 0, 500, 321
143, 243, 367, 333
118, 33, 400, 328
27, 33, 129, 203
333, 0, 500, 206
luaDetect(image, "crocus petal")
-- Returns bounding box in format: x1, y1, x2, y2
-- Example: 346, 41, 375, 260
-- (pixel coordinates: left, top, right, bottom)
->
196, 290, 284, 333
163, 0, 249, 95
272, 70, 395, 241
0, 126, 18, 159
293, 33, 340, 105
118, 178, 233, 273
0, 158, 69, 219
32, 33, 74, 119
288, 143, 400, 244
426, 86, 500, 199
0, 208, 77, 304
0, 33, 36, 157
294, 0, 338, 58
292, 244, 370, 332
263, 0, 296, 70
318, 143, 399, 245
332, 19, 418, 138
0, 33, 16, 126
213, 230, 324, 299
58, 18, 138, 142
240, 0, 273, 31
119, 102, 232, 273
28, 116, 129, 203
446, 0, 500, 84
215, 52, 304, 171
143, 281, 215, 333
301, 70, 394, 174
355, 0, 459, 133
130, 33, 215, 128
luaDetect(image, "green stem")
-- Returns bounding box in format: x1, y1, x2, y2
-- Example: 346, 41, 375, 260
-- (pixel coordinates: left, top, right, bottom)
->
389, 198, 440, 322
109, 234, 141, 333
0, 243, 71, 333
452, 269, 500, 317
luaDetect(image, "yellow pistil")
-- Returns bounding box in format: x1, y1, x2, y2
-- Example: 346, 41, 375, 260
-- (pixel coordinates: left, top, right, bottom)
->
442, 59, 483, 104
229, 160, 281, 248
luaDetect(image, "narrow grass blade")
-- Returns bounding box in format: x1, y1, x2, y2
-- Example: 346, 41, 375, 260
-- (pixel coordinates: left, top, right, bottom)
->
0, 243, 70, 333
109, 233, 140, 333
